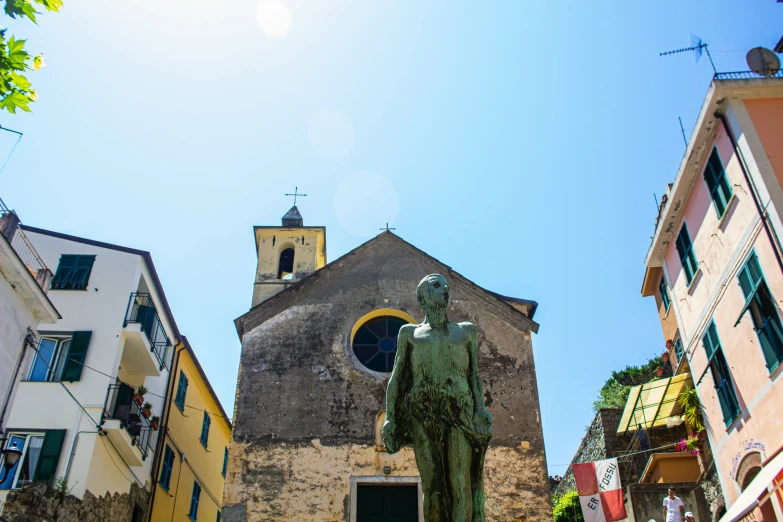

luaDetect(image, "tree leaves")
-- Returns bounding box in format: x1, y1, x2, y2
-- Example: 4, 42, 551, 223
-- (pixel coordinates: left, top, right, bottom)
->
4, 0, 39, 23
0, 0, 60, 113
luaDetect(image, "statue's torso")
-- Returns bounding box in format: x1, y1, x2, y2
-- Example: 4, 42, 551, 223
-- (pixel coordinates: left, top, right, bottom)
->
409, 322, 471, 396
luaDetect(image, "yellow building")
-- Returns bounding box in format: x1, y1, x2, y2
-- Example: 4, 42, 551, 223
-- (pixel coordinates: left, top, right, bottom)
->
149, 338, 232, 522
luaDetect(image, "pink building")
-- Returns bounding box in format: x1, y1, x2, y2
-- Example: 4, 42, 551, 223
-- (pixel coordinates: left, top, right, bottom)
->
642, 74, 783, 522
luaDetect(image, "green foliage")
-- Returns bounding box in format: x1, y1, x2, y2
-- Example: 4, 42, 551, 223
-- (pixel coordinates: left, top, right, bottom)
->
677, 387, 705, 432
0, 0, 61, 113
592, 356, 663, 413
553, 490, 584, 522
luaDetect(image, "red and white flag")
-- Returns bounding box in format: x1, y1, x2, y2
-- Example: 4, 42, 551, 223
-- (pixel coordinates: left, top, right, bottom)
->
572, 458, 627, 522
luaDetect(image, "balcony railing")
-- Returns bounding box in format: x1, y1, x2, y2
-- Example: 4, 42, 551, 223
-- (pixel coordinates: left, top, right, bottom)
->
124, 293, 170, 370
714, 70, 783, 81
102, 382, 152, 460
0, 197, 53, 291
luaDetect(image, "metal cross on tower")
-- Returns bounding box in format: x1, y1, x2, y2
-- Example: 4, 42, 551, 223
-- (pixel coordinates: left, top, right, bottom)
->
284, 187, 307, 206
380, 223, 396, 232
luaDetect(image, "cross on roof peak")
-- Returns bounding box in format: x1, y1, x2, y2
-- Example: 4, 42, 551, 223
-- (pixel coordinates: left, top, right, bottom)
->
284, 187, 307, 206
380, 223, 396, 232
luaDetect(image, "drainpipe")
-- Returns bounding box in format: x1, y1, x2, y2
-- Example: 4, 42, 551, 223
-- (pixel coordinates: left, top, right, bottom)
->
717, 112, 783, 276
0, 330, 34, 440
63, 430, 99, 483
146, 339, 185, 522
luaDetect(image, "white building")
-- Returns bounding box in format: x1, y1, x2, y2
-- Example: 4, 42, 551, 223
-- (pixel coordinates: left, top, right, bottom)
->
0, 226, 180, 515
0, 201, 60, 448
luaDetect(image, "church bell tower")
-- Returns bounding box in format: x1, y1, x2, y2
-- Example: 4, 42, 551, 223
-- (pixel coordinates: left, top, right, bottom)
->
251, 204, 327, 307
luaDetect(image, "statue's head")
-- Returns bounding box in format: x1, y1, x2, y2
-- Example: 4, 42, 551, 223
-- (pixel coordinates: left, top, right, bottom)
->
416, 274, 450, 311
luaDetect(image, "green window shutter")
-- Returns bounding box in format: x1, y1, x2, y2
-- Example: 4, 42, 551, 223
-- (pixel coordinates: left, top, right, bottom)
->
60, 331, 92, 382
738, 266, 753, 299
33, 429, 66, 484
676, 225, 698, 284
747, 253, 763, 288
703, 323, 717, 359
71, 256, 95, 290
176, 372, 188, 411
222, 447, 228, 477
200, 411, 211, 447
659, 277, 670, 312
160, 445, 175, 490
50, 256, 77, 289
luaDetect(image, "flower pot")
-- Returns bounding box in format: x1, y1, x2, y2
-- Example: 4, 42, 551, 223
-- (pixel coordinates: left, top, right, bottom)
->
142, 407, 152, 419
150, 419, 159, 431
134, 393, 144, 406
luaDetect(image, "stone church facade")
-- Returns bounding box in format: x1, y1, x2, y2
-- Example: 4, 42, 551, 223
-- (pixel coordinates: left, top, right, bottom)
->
223, 207, 552, 522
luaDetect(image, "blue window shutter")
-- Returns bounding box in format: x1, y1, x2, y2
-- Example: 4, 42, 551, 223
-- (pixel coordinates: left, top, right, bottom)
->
33, 430, 66, 484
60, 331, 92, 382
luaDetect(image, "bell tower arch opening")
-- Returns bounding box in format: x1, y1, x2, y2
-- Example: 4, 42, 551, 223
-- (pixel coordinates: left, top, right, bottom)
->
251, 204, 327, 307
277, 247, 295, 279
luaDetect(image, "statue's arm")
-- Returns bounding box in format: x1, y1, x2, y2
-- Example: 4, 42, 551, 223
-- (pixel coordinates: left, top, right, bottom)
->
383, 324, 413, 453
386, 324, 412, 421
466, 323, 492, 434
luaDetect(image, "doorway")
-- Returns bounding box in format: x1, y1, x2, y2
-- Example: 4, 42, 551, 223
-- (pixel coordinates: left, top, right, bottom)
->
356, 484, 419, 522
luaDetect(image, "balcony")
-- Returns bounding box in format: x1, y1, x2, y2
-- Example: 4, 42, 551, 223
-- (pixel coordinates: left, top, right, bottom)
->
0, 198, 54, 293
639, 452, 701, 484
121, 293, 171, 376
101, 382, 153, 467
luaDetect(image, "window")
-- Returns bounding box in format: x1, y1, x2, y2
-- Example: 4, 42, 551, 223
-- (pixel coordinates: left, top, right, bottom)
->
200, 411, 211, 448
28, 332, 92, 382
703, 322, 740, 426
175, 371, 188, 412
673, 332, 684, 365
0, 430, 65, 490
277, 248, 294, 279
737, 251, 783, 371
188, 481, 201, 521
659, 277, 671, 313
50, 255, 95, 290
352, 316, 410, 373
159, 445, 175, 491
704, 148, 733, 218
222, 447, 228, 478
216, 512, 221, 522
676, 224, 699, 285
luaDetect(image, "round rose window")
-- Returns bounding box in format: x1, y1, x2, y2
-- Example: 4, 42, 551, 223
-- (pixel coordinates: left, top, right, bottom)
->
352, 316, 409, 373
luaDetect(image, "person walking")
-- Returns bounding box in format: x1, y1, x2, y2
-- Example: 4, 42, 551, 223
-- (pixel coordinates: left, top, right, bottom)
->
663, 488, 685, 522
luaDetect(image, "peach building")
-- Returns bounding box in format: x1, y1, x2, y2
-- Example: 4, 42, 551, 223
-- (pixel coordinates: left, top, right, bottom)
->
642, 74, 783, 522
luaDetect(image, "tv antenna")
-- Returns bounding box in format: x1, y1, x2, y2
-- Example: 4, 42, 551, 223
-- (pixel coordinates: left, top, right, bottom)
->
660, 34, 716, 74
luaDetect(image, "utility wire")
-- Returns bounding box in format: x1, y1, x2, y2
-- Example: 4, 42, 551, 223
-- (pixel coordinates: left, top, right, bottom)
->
0, 129, 22, 178
30, 337, 227, 420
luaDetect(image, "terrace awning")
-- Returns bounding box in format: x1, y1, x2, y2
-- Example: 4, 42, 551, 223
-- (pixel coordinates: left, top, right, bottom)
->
616, 373, 693, 435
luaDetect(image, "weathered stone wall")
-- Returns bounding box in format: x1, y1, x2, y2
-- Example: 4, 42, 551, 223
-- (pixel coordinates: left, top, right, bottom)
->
0, 483, 148, 522
553, 409, 626, 497
625, 482, 708, 522
226, 234, 551, 521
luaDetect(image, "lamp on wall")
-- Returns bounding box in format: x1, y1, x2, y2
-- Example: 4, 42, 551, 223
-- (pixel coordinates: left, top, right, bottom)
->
0, 439, 23, 482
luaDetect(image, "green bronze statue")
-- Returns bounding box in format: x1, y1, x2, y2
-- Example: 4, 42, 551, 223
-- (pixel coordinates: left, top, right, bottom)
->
383, 274, 493, 522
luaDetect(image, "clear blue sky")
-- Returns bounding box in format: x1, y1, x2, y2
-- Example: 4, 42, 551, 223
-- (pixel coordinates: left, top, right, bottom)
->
1, 0, 780, 476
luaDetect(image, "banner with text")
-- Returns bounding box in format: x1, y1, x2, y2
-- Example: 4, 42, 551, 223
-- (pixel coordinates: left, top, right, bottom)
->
572, 458, 627, 522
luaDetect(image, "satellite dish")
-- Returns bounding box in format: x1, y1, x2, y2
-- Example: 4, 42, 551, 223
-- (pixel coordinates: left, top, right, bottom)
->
746, 47, 780, 77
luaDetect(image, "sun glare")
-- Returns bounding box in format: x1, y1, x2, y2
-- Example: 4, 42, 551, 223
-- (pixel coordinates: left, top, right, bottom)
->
256, 0, 292, 40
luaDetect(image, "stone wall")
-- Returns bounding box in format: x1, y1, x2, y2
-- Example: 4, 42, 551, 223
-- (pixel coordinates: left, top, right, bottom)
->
553, 409, 626, 497
0, 483, 148, 522
625, 482, 708, 522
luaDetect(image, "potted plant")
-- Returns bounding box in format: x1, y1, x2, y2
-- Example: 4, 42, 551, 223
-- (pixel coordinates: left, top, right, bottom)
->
142, 402, 153, 419
134, 385, 148, 406
150, 416, 160, 431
